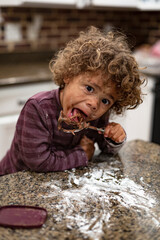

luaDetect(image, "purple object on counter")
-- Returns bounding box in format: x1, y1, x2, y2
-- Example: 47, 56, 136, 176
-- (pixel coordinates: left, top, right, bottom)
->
0, 205, 47, 228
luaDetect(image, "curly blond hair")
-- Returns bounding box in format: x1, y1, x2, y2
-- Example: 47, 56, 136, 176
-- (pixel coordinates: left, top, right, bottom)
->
49, 26, 145, 114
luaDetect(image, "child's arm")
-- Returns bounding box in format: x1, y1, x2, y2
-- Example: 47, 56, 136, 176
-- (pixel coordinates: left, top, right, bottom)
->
12, 99, 89, 173
79, 135, 95, 161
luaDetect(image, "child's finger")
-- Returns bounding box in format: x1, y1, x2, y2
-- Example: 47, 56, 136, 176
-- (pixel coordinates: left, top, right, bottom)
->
104, 123, 118, 137
117, 134, 126, 142
104, 123, 126, 142
112, 131, 126, 142
98, 131, 103, 134
104, 124, 112, 137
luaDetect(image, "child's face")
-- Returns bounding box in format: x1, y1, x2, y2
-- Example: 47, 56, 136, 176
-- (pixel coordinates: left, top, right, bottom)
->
60, 72, 118, 122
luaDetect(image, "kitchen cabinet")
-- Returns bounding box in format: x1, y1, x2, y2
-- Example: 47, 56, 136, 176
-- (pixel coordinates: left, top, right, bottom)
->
1, 0, 160, 10
0, 0, 76, 7
92, 0, 160, 11
91, 0, 137, 9
138, 1, 160, 11
22, 0, 90, 8
0, 115, 19, 161
0, 81, 57, 160
0, 0, 20, 6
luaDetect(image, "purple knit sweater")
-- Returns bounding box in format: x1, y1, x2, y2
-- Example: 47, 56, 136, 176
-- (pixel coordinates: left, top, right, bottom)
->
0, 88, 124, 176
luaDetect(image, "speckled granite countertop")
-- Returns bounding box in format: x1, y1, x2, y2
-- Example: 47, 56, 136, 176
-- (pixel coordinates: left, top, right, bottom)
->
0, 140, 160, 240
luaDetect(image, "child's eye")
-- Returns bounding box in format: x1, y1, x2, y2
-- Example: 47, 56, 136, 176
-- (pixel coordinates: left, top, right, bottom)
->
86, 85, 94, 93
102, 99, 110, 105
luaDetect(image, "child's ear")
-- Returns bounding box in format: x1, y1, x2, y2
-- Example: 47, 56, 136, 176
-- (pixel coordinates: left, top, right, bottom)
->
64, 78, 70, 84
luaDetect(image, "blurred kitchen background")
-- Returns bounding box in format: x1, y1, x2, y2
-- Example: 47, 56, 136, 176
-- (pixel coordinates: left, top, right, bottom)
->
0, 0, 160, 159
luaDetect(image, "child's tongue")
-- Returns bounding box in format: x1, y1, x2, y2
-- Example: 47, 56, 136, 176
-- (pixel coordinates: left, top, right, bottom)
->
70, 108, 83, 122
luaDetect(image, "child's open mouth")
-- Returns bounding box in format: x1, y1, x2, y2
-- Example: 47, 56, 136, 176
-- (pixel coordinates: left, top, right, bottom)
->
58, 109, 89, 135
69, 108, 87, 123
58, 110, 103, 135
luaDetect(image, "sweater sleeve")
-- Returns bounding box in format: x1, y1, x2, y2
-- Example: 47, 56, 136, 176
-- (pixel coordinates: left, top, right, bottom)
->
16, 99, 88, 172
97, 135, 125, 155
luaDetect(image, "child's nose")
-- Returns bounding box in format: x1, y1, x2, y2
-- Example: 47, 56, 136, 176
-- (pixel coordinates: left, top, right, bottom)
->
86, 97, 99, 111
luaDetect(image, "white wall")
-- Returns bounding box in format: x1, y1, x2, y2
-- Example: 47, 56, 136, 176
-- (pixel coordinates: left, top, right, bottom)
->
110, 77, 155, 142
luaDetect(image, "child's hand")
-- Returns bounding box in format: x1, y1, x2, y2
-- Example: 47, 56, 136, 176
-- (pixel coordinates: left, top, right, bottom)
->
80, 136, 95, 161
103, 122, 126, 143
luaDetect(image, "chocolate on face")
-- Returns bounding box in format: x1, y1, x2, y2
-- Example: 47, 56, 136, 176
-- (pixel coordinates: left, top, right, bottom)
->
58, 110, 90, 135
58, 110, 104, 135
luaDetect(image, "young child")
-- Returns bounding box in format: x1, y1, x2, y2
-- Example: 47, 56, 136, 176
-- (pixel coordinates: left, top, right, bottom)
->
0, 26, 144, 176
